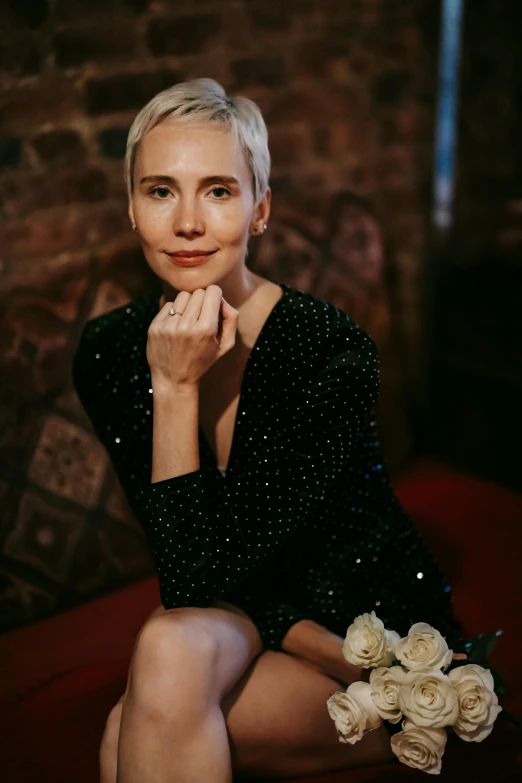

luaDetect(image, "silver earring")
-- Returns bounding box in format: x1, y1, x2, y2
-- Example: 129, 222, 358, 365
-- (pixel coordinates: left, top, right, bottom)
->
132, 224, 138, 232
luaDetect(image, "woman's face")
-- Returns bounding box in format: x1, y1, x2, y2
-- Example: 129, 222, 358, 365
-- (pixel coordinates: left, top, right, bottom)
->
129, 120, 269, 293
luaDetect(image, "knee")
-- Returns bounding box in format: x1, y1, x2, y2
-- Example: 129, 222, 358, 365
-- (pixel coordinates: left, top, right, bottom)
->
128, 610, 218, 718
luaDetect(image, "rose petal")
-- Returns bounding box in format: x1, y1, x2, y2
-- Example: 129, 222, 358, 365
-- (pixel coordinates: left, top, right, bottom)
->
399, 668, 459, 728
391, 721, 447, 775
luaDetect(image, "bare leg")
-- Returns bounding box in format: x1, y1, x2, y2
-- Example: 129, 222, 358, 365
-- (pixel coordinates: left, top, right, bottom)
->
117, 695, 232, 783
100, 603, 166, 783
222, 649, 395, 779
100, 605, 397, 783
112, 605, 262, 783
100, 698, 123, 783
102, 690, 233, 783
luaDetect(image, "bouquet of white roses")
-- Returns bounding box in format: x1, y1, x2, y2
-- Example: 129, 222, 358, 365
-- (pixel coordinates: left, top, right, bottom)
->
326, 612, 508, 775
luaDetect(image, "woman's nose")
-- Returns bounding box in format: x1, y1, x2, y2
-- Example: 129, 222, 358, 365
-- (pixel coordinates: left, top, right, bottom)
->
174, 198, 204, 237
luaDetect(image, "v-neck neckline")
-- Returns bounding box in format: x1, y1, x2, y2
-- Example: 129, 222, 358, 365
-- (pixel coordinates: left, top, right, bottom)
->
151, 280, 291, 478
204, 279, 290, 477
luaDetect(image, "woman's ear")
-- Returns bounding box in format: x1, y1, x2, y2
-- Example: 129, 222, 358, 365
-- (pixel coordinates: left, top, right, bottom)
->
254, 187, 271, 228
128, 201, 136, 231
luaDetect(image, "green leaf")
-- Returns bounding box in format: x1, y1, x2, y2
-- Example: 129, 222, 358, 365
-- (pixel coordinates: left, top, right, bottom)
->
467, 633, 483, 657
469, 630, 503, 664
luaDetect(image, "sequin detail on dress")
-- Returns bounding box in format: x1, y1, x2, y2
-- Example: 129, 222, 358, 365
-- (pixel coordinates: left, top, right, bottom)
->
72, 281, 464, 652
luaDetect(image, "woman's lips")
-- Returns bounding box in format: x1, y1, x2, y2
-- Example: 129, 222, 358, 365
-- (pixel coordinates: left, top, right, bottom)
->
166, 251, 216, 267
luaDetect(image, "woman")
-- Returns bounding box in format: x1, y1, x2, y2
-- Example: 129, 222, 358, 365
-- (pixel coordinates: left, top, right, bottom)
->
72, 78, 464, 782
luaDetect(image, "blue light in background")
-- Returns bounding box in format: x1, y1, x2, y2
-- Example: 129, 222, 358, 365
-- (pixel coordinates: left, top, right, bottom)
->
433, 0, 464, 230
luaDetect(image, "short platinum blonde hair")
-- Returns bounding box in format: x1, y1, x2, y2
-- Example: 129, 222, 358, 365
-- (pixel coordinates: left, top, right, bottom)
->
125, 78, 271, 205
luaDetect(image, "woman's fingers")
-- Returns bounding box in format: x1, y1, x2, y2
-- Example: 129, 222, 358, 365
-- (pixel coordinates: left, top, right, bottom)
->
153, 285, 238, 364
219, 296, 239, 351
194, 286, 238, 354
198, 285, 224, 334
177, 288, 207, 325
158, 290, 191, 320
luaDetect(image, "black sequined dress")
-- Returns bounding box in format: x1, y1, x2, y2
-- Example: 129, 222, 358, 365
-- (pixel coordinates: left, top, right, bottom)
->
72, 281, 464, 653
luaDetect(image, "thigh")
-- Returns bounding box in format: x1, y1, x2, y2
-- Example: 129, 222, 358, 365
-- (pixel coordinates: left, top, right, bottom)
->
221, 650, 396, 779
111, 603, 394, 778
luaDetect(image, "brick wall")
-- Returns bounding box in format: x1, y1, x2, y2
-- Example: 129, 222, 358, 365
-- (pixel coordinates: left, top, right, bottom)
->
0, 0, 439, 631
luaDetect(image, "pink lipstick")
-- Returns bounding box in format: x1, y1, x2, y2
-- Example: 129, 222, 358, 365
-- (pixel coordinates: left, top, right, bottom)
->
166, 250, 216, 267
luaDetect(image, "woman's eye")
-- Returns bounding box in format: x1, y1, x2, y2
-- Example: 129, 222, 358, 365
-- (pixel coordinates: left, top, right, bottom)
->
211, 186, 230, 199
150, 186, 170, 198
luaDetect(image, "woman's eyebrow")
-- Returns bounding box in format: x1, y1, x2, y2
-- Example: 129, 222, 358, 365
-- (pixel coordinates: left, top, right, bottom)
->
139, 175, 240, 186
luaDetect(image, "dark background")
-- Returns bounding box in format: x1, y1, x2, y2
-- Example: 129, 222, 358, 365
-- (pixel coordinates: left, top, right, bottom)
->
0, 0, 521, 633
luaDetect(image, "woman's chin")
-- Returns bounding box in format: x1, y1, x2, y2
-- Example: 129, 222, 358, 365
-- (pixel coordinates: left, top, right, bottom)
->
160, 273, 226, 296
159, 276, 212, 298
155, 257, 240, 295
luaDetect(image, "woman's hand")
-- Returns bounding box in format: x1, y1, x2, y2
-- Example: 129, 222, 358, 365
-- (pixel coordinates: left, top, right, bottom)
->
281, 621, 470, 690
148, 285, 239, 392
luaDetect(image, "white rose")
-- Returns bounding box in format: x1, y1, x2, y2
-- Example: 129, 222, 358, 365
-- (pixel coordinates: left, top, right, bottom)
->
396, 622, 453, 671
326, 681, 382, 745
342, 611, 400, 668
391, 718, 447, 775
369, 665, 408, 723
447, 664, 502, 742
399, 668, 459, 728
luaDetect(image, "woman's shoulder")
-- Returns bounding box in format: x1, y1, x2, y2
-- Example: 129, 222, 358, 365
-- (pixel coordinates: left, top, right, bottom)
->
280, 282, 377, 361
276, 284, 380, 431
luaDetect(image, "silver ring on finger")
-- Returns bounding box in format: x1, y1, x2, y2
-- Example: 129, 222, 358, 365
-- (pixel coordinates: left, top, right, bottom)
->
169, 307, 183, 316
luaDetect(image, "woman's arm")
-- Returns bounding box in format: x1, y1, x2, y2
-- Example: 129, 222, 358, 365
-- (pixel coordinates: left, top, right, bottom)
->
148, 287, 233, 483
281, 618, 363, 686
151, 384, 200, 483
214, 599, 363, 685
280, 619, 467, 685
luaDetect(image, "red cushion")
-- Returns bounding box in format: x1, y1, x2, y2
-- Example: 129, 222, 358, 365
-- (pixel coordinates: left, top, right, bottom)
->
1, 658, 128, 783
0, 577, 160, 708
2, 660, 520, 783
394, 461, 522, 690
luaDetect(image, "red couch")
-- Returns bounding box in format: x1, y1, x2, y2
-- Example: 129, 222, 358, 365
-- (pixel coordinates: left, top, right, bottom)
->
1, 460, 521, 782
